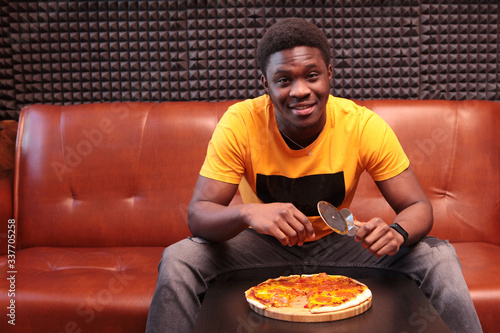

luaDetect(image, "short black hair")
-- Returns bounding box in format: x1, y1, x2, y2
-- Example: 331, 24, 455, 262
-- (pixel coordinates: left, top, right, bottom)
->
257, 18, 332, 76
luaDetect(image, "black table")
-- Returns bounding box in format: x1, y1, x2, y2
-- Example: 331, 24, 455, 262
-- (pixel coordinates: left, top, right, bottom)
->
193, 278, 451, 333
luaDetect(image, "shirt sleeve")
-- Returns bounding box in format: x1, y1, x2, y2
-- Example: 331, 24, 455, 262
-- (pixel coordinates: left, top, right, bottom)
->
199, 108, 247, 184
359, 110, 410, 182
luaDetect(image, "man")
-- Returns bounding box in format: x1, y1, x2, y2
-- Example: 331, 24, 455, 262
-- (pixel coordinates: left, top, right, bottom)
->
146, 18, 482, 333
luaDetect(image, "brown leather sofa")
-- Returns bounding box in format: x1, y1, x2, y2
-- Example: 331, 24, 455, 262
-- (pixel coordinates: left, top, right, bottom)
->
0, 99, 498, 332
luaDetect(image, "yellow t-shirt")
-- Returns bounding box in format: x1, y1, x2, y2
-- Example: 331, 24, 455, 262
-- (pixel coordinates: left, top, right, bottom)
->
200, 95, 410, 241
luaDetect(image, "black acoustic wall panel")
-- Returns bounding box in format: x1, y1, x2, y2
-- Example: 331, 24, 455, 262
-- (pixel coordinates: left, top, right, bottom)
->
0, 1, 498, 120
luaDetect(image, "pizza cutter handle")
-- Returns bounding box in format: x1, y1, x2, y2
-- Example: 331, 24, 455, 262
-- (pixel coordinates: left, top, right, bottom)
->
340, 208, 359, 237
346, 225, 359, 237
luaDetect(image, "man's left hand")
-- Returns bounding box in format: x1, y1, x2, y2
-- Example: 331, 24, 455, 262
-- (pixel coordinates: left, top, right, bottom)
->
354, 218, 405, 257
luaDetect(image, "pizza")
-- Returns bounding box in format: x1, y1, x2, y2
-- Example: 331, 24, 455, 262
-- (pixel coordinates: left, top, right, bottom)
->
245, 273, 372, 314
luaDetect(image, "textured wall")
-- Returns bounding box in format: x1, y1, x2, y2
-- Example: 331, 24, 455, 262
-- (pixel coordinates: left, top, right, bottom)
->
0, 1, 499, 120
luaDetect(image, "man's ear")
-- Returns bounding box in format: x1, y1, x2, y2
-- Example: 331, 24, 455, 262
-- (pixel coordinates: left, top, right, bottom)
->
260, 74, 269, 93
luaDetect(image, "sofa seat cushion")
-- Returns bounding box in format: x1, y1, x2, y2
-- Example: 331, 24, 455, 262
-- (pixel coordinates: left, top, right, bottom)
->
0, 246, 163, 332
454, 242, 500, 333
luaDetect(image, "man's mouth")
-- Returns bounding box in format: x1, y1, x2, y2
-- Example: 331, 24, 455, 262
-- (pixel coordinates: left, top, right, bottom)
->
289, 102, 316, 116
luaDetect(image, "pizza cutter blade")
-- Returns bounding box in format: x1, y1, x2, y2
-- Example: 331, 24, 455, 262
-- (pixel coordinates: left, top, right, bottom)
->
317, 201, 359, 237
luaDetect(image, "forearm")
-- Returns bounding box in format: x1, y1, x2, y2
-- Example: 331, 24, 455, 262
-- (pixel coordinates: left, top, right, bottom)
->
187, 200, 250, 242
188, 199, 316, 246
375, 167, 434, 247
392, 200, 433, 246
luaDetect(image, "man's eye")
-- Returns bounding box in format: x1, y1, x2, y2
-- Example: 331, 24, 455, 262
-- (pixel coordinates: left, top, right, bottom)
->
277, 77, 289, 84
308, 72, 319, 79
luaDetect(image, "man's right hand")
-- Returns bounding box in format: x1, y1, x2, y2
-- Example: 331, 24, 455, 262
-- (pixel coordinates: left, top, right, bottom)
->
240, 202, 315, 246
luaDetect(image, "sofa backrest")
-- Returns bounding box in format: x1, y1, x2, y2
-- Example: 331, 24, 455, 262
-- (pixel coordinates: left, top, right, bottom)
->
15, 99, 499, 249
350, 100, 499, 244
14, 102, 237, 249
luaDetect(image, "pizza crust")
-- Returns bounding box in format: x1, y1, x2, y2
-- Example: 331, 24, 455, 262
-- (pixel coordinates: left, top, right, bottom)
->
245, 295, 266, 310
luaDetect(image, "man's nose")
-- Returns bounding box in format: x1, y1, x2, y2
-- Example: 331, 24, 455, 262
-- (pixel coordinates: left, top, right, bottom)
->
289, 79, 311, 98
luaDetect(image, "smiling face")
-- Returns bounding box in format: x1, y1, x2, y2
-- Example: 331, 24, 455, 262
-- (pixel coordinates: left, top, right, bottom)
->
261, 46, 333, 145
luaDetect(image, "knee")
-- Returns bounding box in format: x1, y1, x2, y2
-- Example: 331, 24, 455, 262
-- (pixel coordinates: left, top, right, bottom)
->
158, 238, 210, 276
161, 239, 189, 260
416, 237, 463, 277
421, 237, 458, 261
160, 239, 194, 267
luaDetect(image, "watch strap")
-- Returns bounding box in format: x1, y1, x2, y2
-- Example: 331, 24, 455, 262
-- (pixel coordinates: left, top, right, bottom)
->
390, 223, 409, 243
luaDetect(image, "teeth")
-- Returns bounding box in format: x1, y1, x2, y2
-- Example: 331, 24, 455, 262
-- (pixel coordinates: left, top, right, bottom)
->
294, 105, 311, 110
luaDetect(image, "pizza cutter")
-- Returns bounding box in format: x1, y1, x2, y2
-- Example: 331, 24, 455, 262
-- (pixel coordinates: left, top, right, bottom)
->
317, 201, 359, 237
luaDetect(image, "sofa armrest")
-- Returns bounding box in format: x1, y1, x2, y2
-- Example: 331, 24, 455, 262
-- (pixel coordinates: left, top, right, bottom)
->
0, 170, 14, 255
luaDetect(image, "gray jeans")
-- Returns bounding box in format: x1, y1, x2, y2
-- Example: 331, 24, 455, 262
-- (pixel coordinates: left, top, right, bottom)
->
145, 229, 482, 333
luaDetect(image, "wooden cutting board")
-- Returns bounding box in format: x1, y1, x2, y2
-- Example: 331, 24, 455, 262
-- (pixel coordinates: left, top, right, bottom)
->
248, 295, 372, 322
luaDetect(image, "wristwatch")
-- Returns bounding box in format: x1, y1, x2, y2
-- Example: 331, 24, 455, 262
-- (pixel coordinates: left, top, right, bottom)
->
390, 223, 408, 243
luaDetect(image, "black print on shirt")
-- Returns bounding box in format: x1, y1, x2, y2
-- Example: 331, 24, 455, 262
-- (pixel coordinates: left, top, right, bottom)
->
256, 172, 346, 216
